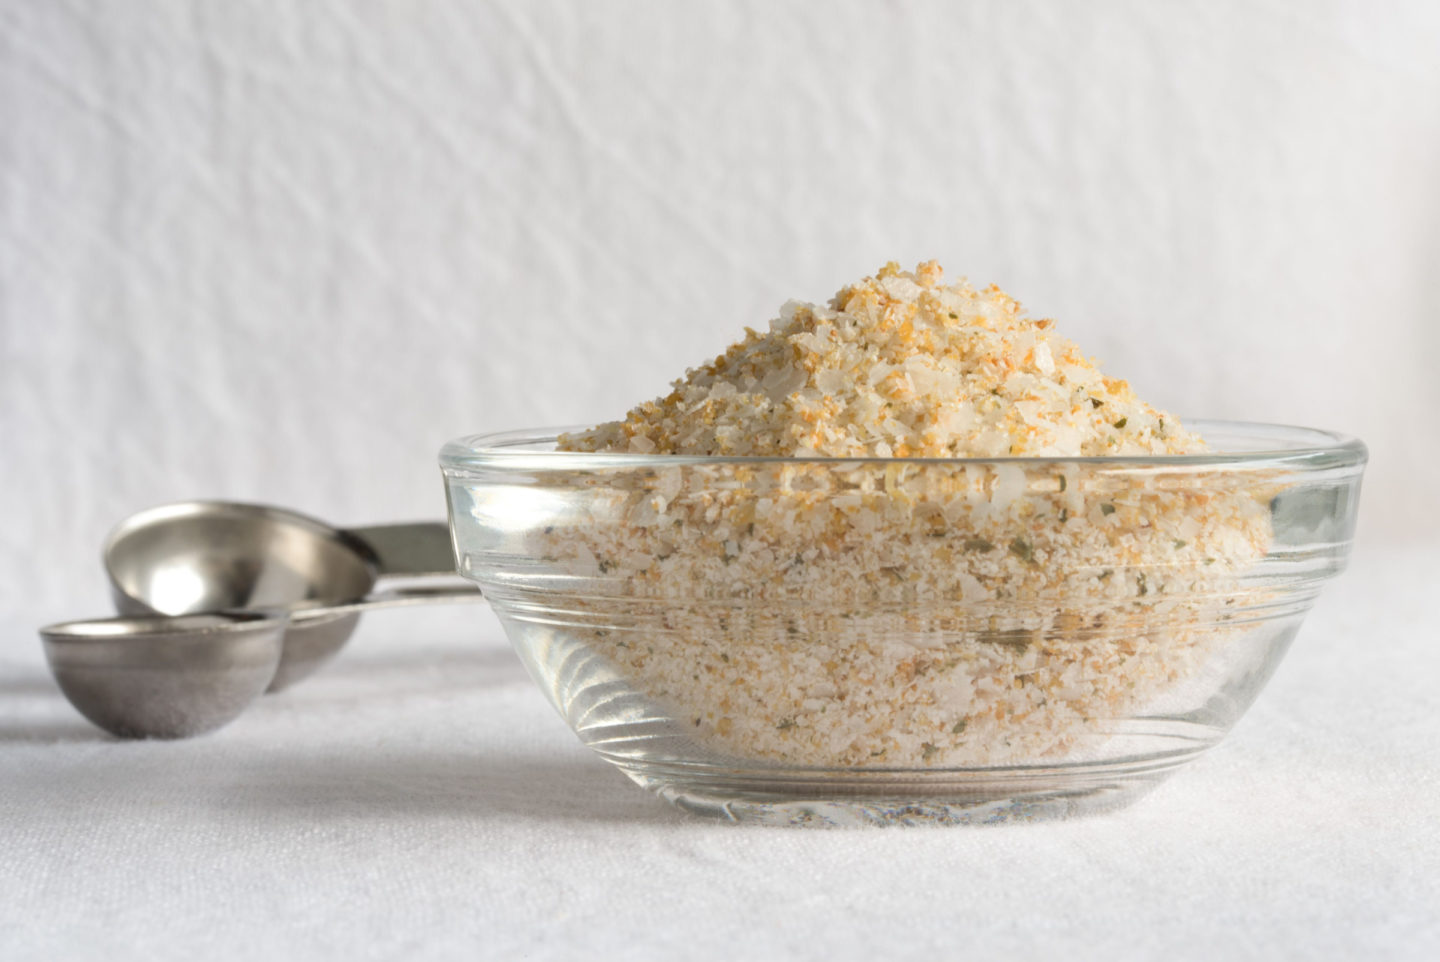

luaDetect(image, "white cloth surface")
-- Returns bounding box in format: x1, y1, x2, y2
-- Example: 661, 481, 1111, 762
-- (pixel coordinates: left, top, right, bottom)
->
2, 541, 1437, 961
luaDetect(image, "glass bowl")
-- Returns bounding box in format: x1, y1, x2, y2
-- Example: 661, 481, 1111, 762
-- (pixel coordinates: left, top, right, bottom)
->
440, 422, 1365, 825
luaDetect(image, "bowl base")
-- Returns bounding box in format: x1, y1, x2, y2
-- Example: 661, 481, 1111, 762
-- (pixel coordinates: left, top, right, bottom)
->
611, 753, 1199, 826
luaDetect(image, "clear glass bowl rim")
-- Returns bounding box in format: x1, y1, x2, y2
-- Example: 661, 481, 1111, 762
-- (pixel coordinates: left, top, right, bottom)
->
440, 420, 1367, 475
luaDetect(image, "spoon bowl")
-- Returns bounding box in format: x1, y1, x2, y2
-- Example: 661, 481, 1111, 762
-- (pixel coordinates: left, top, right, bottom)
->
40, 612, 285, 739
103, 502, 418, 691
105, 501, 376, 617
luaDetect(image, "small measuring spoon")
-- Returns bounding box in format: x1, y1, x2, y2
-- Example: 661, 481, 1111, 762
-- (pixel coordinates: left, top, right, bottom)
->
40, 585, 484, 739
103, 501, 470, 691
40, 612, 285, 739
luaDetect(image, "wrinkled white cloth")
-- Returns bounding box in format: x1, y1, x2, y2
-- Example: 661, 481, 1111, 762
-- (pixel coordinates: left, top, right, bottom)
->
2, 541, 1436, 961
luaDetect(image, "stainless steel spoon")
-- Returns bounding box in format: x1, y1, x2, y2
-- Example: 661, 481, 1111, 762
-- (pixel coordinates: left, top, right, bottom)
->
40, 585, 484, 739
40, 611, 286, 739
103, 501, 472, 691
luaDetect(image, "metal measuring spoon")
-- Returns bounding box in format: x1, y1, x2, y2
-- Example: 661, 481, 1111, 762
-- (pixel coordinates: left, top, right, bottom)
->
103, 501, 472, 691
40, 612, 286, 739
40, 586, 484, 739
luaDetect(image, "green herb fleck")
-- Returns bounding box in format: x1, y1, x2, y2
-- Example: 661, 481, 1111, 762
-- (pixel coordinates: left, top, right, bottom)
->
922, 742, 940, 762
1100, 503, 1116, 516
1204, 557, 1217, 566
951, 719, 968, 735
1173, 539, 1187, 549
1137, 573, 1149, 596
597, 558, 616, 573
1113, 417, 1128, 429
1009, 537, 1035, 563
948, 312, 958, 319
776, 718, 796, 731
1090, 397, 1104, 409
719, 653, 730, 663
1059, 508, 1069, 522
963, 537, 996, 553
1057, 474, 1068, 492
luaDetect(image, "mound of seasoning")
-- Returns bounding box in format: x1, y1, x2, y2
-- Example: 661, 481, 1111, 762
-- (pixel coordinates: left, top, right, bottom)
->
548, 263, 1270, 768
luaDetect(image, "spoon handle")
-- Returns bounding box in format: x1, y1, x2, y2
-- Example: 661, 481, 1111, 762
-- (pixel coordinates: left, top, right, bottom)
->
344, 522, 457, 580
289, 584, 484, 620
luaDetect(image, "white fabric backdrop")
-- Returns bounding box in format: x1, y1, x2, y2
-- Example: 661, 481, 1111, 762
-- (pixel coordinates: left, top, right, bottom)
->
2, 2, 1438, 959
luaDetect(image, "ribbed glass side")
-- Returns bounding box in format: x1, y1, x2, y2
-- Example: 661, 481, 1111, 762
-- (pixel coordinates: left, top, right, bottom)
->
488, 589, 1308, 766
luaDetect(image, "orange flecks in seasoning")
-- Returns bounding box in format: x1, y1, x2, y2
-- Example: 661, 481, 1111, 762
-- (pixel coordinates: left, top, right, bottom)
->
561, 262, 1204, 461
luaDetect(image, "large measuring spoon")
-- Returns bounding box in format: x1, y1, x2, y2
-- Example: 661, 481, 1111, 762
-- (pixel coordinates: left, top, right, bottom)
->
103, 501, 476, 691
41, 586, 483, 739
